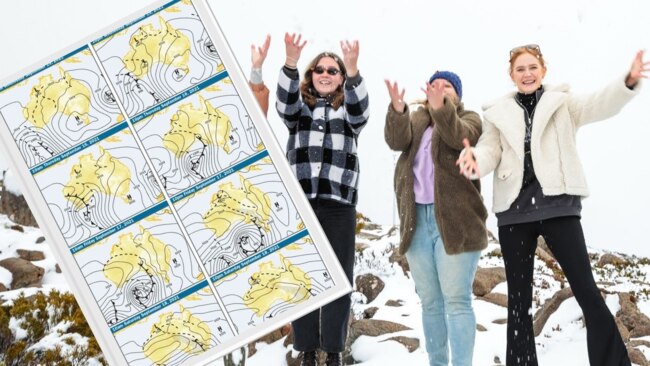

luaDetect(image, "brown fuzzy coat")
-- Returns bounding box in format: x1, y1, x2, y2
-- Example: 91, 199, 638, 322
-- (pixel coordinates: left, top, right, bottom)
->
385, 98, 488, 255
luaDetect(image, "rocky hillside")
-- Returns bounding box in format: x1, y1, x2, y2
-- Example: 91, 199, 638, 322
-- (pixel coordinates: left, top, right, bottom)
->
244, 221, 650, 366
1, 179, 649, 365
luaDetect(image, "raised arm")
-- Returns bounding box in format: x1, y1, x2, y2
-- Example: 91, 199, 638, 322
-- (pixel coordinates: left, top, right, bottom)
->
341, 40, 369, 134
384, 79, 413, 151
275, 33, 308, 129
422, 81, 481, 150
250, 34, 271, 116
568, 50, 647, 128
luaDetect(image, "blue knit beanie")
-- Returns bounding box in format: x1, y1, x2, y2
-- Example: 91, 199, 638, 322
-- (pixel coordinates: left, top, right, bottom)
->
428, 71, 462, 100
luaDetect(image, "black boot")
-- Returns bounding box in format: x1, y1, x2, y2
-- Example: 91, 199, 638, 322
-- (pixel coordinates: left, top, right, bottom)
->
325, 352, 342, 366
300, 350, 317, 366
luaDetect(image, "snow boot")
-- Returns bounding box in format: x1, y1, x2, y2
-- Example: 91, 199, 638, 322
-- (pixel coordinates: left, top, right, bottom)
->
300, 350, 317, 366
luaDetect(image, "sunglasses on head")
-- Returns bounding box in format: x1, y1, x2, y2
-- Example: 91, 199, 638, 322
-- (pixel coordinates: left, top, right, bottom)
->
509, 44, 542, 58
313, 66, 341, 76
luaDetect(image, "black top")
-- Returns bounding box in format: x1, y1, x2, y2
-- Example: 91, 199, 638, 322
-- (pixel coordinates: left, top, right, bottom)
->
496, 86, 582, 227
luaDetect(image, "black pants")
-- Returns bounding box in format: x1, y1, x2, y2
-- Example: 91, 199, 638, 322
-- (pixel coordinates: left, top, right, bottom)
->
292, 198, 356, 353
499, 216, 630, 366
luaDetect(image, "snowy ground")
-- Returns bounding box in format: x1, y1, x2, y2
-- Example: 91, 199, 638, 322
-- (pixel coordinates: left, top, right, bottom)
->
244, 226, 650, 366
0, 214, 68, 301
0, 211, 648, 364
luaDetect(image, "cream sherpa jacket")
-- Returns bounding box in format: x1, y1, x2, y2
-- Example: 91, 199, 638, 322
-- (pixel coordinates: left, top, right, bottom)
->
471, 75, 641, 213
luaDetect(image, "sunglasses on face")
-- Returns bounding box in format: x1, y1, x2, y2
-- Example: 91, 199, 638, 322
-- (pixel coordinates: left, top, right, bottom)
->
313, 66, 341, 76
509, 44, 542, 58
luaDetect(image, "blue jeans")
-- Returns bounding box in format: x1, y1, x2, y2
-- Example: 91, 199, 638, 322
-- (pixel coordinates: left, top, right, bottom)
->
405, 204, 481, 366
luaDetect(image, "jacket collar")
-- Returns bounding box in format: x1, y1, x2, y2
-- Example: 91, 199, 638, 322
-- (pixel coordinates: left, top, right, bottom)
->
482, 84, 570, 157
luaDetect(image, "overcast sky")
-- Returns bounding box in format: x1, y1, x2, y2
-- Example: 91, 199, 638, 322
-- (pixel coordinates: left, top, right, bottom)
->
0, 0, 648, 256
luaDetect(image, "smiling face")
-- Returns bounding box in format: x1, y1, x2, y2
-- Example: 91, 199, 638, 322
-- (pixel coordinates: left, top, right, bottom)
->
510, 52, 546, 94
311, 56, 344, 97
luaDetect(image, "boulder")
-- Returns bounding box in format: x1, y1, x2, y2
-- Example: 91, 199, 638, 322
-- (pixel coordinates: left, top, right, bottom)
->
0, 258, 44, 289
617, 293, 650, 338
615, 317, 630, 342
533, 287, 574, 336
477, 292, 508, 308
385, 299, 404, 307
355, 243, 371, 252
347, 319, 411, 347
9, 224, 23, 233
0, 189, 38, 227
472, 267, 506, 296
537, 236, 553, 257
355, 274, 385, 304
382, 336, 420, 352
363, 307, 379, 319
16, 249, 45, 262
596, 253, 628, 268
628, 347, 648, 366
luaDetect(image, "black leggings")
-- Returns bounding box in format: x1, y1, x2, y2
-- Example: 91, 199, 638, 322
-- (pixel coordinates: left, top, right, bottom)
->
292, 198, 356, 353
499, 216, 630, 366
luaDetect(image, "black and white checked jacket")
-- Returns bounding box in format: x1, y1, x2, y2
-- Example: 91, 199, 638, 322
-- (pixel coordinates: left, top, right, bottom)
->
275, 67, 370, 205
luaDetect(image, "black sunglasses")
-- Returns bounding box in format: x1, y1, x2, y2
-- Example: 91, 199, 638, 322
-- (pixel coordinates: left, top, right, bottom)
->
509, 44, 542, 58
313, 66, 341, 76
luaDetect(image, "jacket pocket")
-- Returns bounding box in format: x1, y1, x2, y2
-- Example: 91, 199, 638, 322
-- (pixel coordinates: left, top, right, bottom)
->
497, 169, 512, 180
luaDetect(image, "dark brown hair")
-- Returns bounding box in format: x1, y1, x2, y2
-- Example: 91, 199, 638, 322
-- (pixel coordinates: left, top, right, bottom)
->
300, 52, 347, 110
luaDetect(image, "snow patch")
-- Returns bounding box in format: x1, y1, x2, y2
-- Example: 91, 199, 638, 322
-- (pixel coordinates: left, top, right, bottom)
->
9, 316, 27, 340
0, 266, 12, 289
2, 169, 22, 196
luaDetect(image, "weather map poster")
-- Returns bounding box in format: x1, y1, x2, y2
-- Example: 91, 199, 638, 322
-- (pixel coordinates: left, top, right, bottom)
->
0, 0, 352, 365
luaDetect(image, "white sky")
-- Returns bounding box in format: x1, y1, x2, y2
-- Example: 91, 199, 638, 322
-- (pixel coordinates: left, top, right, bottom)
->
0, 0, 648, 256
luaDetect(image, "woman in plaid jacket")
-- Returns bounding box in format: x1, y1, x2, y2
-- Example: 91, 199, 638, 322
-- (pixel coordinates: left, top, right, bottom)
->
276, 32, 370, 366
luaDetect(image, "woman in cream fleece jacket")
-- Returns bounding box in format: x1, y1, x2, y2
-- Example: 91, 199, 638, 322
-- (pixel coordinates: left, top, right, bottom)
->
459, 46, 648, 366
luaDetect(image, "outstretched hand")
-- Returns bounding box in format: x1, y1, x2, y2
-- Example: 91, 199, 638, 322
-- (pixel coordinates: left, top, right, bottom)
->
384, 80, 406, 113
251, 34, 271, 69
284, 32, 307, 68
421, 81, 445, 110
456, 138, 480, 179
340, 40, 360, 77
626, 50, 650, 88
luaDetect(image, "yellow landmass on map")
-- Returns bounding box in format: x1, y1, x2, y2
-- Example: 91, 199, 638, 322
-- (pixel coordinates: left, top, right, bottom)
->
124, 16, 190, 77
143, 305, 211, 364
243, 255, 311, 317
162, 96, 232, 157
23, 67, 91, 128
203, 174, 271, 237
103, 226, 171, 288
62, 147, 131, 210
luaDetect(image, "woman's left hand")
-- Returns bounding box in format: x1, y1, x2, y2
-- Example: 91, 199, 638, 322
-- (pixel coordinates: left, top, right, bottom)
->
340, 40, 359, 77
626, 50, 650, 88
421, 81, 445, 110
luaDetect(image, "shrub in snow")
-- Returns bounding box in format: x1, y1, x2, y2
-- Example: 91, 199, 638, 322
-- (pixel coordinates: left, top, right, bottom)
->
0, 291, 106, 366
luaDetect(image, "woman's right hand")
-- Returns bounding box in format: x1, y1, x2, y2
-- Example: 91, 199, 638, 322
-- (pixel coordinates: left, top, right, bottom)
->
384, 79, 406, 113
284, 32, 307, 68
456, 138, 480, 179
251, 34, 271, 69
